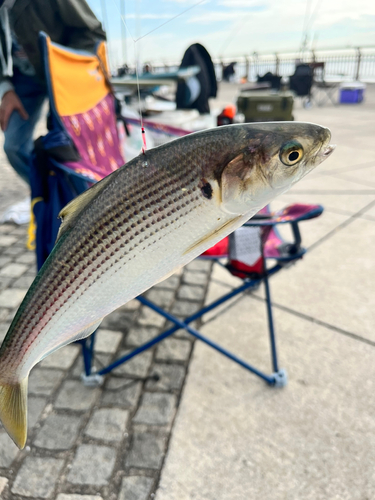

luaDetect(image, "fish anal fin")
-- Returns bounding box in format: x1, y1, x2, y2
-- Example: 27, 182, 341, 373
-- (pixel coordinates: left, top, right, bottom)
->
39, 319, 103, 362
154, 266, 183, 287
0, 378, 28, 449
183, 216, 243, 256
71, 319, 103, 343
56, 173, 115, 242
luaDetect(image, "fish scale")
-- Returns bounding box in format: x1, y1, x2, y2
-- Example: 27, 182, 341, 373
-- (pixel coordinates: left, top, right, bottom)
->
0, 122, 335, 448
1, 155, 209, 380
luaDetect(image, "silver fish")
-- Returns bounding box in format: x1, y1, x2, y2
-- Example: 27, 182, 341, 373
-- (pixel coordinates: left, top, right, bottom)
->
0, 122, 334, 448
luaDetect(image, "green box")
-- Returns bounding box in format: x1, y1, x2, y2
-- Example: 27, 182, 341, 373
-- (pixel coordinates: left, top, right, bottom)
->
237, 91, 294, 122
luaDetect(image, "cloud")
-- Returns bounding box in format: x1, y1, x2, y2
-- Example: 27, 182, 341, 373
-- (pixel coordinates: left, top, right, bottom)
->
314, 0, 375, 27
187, 2, 267, 24
91, 0, 375, 67
219, 0, 267, 6
106, 32, 177, 67
188, 9, 260, 23
125, 13, 175, 20
163, 0, 204, 3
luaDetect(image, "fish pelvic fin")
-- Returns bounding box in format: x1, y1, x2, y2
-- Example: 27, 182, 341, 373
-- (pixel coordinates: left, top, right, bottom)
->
0, 378, 28, 449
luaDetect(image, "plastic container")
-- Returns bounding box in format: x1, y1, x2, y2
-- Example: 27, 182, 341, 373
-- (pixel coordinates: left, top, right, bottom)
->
339, 82, 366, 104
236, 91, 294, 122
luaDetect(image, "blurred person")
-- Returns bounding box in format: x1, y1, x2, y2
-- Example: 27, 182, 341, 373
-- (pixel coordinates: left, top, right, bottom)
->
117, 63, 129, 77
143, 63, 152, 74
0, 0, 105, 186
222, 62, 236, 82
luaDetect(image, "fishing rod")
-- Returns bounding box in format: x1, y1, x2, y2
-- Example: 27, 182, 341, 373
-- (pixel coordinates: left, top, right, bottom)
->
111, 0, 207, 153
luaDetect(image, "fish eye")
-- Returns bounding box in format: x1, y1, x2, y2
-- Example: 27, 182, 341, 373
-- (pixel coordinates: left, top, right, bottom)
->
279, 141, 304, 166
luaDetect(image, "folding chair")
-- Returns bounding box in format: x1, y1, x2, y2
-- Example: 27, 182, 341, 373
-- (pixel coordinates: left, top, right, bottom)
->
80, 201, 323, 388
312, 80, 339, 106
31, 34, 324, 389
30, 32, 124, 267
289, 64, 313, 108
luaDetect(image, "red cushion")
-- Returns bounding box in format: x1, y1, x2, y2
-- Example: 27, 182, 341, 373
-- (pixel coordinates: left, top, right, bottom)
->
201, 237, 229, 257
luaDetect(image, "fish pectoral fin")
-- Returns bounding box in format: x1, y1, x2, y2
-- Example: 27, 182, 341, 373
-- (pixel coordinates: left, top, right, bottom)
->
0, 378, 28, 449
56, 172, 115, 242
183, 216, 243, 256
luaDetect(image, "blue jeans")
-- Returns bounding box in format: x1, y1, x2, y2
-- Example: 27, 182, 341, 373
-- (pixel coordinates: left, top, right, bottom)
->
3, 69, 47, 186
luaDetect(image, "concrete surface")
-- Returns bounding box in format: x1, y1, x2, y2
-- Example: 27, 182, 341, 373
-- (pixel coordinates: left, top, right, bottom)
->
155, 84, 375, 499
156, 299, 375, 500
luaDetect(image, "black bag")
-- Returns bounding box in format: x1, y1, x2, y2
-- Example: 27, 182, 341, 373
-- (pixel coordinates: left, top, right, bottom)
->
176, 43, 217, 114
289, 64, 313, 97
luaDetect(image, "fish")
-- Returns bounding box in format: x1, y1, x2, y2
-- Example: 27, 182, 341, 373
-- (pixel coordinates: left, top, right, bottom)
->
0, 122, 334, 448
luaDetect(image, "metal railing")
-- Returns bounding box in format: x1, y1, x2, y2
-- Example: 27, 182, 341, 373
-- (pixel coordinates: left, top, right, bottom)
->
149, 46, 375, 82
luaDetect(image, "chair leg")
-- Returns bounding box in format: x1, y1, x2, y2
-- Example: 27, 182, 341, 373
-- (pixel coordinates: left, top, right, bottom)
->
77, 273, 287, 388
263, 273, 288, 387
137, 296, 279, 386
80, 331, 104, 386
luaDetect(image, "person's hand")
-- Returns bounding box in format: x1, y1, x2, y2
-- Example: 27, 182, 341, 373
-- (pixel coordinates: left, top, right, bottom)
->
0, 90, 29, 131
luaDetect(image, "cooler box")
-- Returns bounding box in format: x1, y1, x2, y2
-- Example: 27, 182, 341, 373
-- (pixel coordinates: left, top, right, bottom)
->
339, 82, 366, 104
237, 91, 294, 122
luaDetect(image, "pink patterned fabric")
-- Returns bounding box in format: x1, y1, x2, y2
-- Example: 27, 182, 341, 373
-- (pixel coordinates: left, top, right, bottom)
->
264, 204, 322, 258
269, 203, 321, 224
264, 230, 283, 258
61, 94, 124, 182
203, 204, 322, 262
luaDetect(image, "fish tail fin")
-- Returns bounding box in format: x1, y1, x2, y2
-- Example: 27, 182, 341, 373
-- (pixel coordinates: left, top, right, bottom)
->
0, 378, 28, 449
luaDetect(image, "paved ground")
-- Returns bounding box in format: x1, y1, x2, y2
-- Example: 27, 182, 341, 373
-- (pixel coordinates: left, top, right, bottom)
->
0, 82, 374, 499
156, 85, 375, 499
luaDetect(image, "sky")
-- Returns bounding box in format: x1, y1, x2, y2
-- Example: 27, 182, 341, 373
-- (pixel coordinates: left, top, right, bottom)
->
87, 0, 375, 68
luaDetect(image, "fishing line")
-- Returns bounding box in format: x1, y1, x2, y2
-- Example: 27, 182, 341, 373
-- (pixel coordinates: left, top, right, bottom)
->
301, 0, 312, 47
134, 0, 207, 43
133, 43, 147, 154
111, 0, 208, 153
301, 0, 322, 54
305, 0, 323, 35
308, 0, 323, 29
111, 0, 136, 42
112, 0, 146, 152
218, 10, 256, 59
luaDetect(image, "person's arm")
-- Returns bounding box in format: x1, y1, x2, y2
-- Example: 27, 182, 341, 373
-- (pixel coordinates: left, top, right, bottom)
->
0, 17, 29, 132
0, 84, 29, 131
0, 78, 14, 101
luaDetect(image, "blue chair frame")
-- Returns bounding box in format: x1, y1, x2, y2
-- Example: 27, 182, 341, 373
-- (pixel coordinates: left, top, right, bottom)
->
79, 206, 323, 388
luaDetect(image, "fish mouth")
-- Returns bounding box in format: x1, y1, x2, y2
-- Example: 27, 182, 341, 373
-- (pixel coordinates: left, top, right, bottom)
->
315, 143, 336, 161
322, 144, 336, 157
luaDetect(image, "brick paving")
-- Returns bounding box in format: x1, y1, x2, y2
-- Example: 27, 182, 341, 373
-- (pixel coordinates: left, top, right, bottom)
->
0, 220, 212, 500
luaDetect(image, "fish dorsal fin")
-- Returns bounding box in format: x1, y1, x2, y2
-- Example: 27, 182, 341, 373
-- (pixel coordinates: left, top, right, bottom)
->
56, 174, 114, 242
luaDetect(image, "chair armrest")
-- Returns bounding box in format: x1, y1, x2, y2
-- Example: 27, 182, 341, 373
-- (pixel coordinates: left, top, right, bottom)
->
247, 204, 324, 261
245, 203, 324, 226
